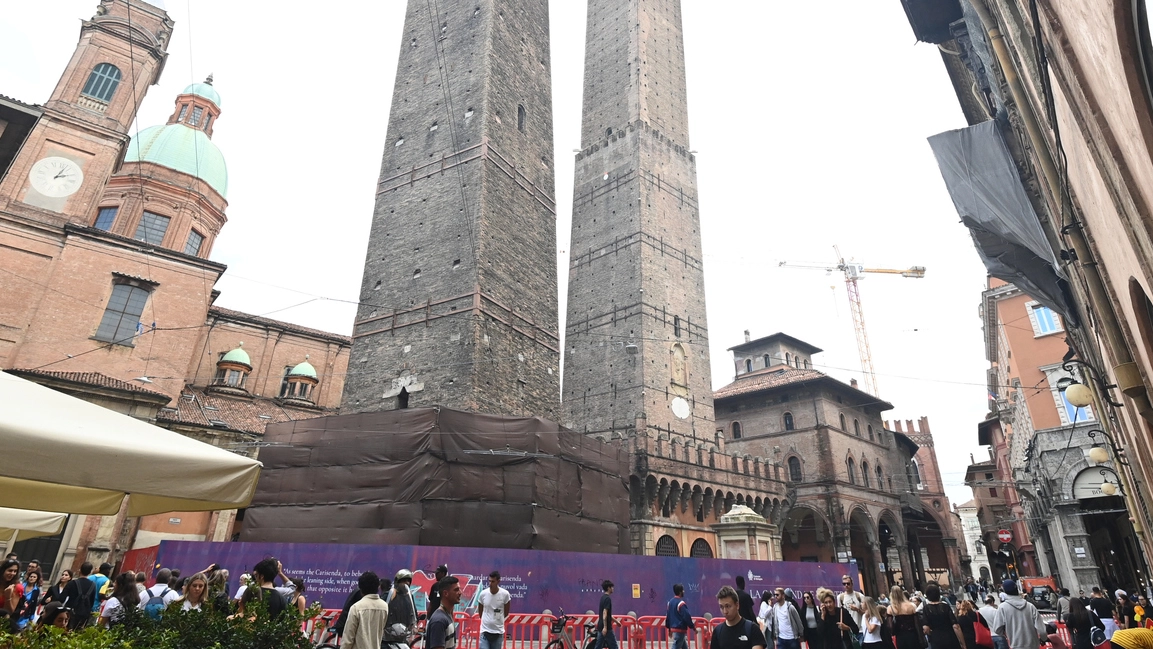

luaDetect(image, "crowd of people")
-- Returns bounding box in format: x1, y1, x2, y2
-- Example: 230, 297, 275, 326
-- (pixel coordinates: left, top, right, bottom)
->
666, 575, 1153, 649
0, 552, 319, 635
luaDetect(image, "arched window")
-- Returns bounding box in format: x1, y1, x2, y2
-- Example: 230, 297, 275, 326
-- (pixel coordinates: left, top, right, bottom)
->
839, 414, 847, 430
690, 539, 713, 558
876, 466, 884, 490
847, 458, 857, 484
745, 358, 752, 373
804, 359, 811, 369
867, 425, 874, 442
786, 352, 792, 366
732, 422, 742, 439
82, 63, 122, 103
655, 535, 680, 557
783, 412, 794, 431
788, 456, 802, 482
908, 459, 922, 489
764, 354, 771, 368
854, 419, 861, 436
861, 461, 871, 488
517, 104, 526, 132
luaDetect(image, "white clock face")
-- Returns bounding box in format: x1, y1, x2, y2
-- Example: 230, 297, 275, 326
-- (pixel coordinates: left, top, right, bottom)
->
29, 156, 84, 198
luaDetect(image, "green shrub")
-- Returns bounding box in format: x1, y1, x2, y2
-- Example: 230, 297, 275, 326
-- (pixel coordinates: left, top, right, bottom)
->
0, 598, 318, 649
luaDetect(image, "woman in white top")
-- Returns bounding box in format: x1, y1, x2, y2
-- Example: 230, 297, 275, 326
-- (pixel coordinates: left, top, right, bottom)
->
99, 572, 141, 627
758, 591, 773, 630
862, 597, 886, 649
172, 573, 209, 611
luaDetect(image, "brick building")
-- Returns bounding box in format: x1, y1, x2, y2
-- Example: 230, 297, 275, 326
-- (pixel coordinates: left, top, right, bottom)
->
963, 278, 1139, 592
900, 0, 1153, 589
715, 332, 963, 593
0, 0, 349, 577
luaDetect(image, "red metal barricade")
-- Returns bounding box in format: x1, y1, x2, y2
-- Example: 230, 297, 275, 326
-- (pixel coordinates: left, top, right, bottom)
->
1054, 622, 1072, 649
304, 608, 343, 646
456, 612, 481, 649
502, 613, 556, 649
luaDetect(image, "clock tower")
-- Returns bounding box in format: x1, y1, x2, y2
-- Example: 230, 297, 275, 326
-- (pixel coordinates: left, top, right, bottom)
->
0, 0, 171, 225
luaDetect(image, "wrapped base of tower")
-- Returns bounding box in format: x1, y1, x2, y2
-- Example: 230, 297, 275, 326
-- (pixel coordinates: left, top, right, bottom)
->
240, 407, 630, 553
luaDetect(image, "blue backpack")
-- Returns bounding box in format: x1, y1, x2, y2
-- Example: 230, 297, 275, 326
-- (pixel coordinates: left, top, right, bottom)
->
143, 587, 171, 620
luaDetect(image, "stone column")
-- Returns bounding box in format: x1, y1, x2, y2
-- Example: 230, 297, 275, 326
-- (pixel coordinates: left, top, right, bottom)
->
896, 542, 914, 591
1054, 503, 1101, 592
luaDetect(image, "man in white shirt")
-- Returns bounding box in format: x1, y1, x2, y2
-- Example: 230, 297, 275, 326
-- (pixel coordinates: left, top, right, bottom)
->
478, 571, 512, 649
138, 568, 180, 610
770, 587, 803, 649
837, 576, 864, 644
344, 572, 389, 649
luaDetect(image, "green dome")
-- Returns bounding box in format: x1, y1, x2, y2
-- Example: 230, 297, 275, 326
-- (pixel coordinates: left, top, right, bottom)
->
220, 344, 250, 367
288, 358, 318, 380
183, 81, 221, 107
124, 123, 228, 197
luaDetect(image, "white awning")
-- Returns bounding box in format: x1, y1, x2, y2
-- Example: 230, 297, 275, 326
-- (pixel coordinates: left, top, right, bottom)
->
0, 507, 67, 542
0, 372, 262, 516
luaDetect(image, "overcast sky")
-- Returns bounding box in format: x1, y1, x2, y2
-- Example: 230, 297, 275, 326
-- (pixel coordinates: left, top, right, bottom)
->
2, 1, 990, 507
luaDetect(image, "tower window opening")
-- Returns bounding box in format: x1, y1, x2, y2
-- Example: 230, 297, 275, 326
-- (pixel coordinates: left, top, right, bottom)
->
398, 387, 410, 409
785, 352, 792, 366
133, 211, 170, 245
189, 106, 204, 127
81, 63, 121, 103
783, 412, 794, 431
203, 114, 212, 132
764, 354, 771, 368
731, 422, 742, 439
413, 269, 421, 279
177, 105, 189, 122
94, 206, 118, 231
673, 315, 681, 337
788, 456, 802, 482
745, 359, 752, 373
517, 104, 526, 132
184, 229, 205, 256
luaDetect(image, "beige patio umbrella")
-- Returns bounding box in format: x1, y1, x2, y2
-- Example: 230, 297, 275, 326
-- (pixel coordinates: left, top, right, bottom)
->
0, 372, 262, 516
0, 507, 67, 541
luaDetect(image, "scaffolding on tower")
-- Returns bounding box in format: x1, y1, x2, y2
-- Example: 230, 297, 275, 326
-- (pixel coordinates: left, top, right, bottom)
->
779, 247, 925, 397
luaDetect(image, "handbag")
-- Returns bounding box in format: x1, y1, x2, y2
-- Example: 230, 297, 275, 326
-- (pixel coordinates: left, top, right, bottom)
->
974, 613, 993, 649
842, 609, 863, 649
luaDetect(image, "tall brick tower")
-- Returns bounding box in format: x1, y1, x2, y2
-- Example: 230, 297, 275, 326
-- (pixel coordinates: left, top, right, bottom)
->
563, 0, 713, 442
343, 1, 560, 419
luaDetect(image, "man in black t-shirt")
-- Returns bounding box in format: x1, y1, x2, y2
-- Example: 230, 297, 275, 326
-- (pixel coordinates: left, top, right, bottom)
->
428, 565, 448, 616
594, 580, 618, 649
1090, 587, 1116, 621
734, 576, 756, 623
712, 586, 767, 649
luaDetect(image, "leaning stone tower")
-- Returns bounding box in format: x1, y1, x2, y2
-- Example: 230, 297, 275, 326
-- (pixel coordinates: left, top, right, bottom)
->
343, 0, 560, 419
562, 0, 714, 442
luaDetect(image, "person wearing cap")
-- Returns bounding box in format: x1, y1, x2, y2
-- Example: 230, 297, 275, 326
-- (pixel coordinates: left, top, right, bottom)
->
992, 580, 1045, 649
427, 565, 449, 617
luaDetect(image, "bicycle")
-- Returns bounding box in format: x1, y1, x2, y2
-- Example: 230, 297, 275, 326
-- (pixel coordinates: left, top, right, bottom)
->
544, 611, 600, 649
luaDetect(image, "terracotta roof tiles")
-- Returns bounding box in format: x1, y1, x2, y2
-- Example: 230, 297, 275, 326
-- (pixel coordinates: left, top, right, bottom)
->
713, 367, 826, 400
157, 386, 333, 436
7, 368, 170, 400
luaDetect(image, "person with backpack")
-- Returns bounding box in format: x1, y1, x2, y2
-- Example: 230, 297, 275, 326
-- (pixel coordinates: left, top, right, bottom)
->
769, 587, 804, 649
91, 563, 112, 610
713, 586, 767, 649
59, 562, 97, 629
98, 573, 140, 628
139, 567, 180, 619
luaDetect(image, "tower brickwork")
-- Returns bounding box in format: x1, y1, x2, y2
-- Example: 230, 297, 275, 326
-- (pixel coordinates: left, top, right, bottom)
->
563, 0, 712, 441
343, 0, 560, 418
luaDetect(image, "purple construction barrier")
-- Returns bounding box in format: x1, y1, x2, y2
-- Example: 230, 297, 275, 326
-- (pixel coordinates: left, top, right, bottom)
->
155, 541, 858, 616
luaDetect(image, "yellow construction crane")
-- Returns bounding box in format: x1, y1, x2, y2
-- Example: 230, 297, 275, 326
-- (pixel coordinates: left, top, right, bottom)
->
778, 247, 925, 398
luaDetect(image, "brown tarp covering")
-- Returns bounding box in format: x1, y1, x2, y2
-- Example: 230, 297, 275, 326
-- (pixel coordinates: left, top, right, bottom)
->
241, 407, 630, 553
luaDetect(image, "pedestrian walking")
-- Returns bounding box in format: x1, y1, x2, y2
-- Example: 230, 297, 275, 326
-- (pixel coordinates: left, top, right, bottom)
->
15, 569, 42, 629
757, 591, 772, 632
957, 599, 983, 649
965, 578, 980, 603
666, 584, 694, 649
98, 572, 141, 628
921, 583, 966, 649
478, 571, 511, 649
426, 576, 462, 649
799, 591, 822, 649
768, 587, 803, 649
1119, 591, 1139, 630
58, 562, 96, 629
817, 587, 858, 649
712, 586, 767, 649
1055, 590, 1071, 624
1064, 599, 1104, 649
992, 580, 1045, 649
1089, 587, 1118, 639
343, 571, 389, 649
40, 569, 71, 607
595, 580, 618, 649
428, 565, 449, 617
888, 587, 922, 649
838, 575, 865, 645
862, 597, 886, 649
140, 568, 180, 616
735, 575, 756, 623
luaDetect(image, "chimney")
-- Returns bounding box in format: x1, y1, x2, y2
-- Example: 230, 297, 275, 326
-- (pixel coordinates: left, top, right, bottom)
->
744, 329, 751, 343
850, 378, 858, 389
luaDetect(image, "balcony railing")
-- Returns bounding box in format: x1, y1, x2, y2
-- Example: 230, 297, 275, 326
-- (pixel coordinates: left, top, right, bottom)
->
77, 94, 108, 113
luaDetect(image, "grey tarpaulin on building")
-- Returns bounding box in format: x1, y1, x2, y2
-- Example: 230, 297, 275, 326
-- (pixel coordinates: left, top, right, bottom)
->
928, 119, 1075, 319
240, 407, 630, 553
